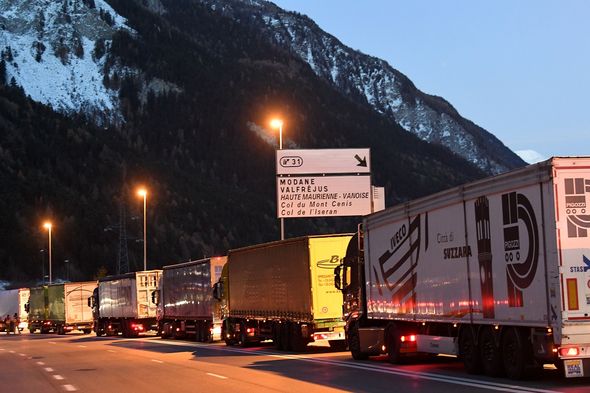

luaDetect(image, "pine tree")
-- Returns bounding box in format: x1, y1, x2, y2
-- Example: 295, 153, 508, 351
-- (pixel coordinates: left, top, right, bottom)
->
0, 60, 6, 86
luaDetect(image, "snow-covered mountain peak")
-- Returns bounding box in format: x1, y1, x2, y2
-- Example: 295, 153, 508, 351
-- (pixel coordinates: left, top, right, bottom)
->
0, 0, 132, 122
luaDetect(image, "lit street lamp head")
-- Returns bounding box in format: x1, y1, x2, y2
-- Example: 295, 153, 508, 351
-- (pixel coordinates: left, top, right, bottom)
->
137, 188, 147, 198
270, 119, 283, 129
43, 222, 52, 230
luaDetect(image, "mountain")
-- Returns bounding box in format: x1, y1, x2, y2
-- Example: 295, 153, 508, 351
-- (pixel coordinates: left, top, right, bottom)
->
194, 0, 526, 174
1, 0, 492, 283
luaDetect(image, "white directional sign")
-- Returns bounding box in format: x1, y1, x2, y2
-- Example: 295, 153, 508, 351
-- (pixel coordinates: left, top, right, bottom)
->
276, 148, 372, 218
276, 149, 370, 175
277, 176, 371, 218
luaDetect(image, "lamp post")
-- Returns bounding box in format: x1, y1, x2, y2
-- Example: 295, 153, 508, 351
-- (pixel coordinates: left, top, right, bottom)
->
270, 119, 284, 240
43, 222, 52, 284
137, 188, 148, 271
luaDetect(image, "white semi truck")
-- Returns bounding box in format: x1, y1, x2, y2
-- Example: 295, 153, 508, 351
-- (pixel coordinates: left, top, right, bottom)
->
90, 270, 161, 337
337, 157, 590, 379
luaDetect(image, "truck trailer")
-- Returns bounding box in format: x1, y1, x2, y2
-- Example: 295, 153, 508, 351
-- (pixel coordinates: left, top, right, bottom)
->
28, 282, 95, 334
215, 234, 352, 351
156, 257, 226, 341
337, 157, 590, 379
0, 288, 29, 331
91, 270, 161, 337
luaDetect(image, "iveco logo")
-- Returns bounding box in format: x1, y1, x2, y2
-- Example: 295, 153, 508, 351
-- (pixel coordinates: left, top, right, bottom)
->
279, 156, 303, 168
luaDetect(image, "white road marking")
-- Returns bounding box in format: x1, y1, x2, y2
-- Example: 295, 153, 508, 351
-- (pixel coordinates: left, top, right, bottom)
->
53, 375, 64, 380
37, 361, 45, 366
107, 350, 116, 353
140, 338, 560, 393
77, 345, 87, 348
206, 372, 228, 380
151, 359, 164, 363
8, 350, 15, 353
48, 341, 56, 345
44, 367, 54, 372
18, 353, 26, 356
0, 348, 5, 351
62, 385, 78, 391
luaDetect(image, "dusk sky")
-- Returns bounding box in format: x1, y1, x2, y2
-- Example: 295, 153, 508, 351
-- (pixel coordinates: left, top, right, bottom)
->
272, 0, 590, 163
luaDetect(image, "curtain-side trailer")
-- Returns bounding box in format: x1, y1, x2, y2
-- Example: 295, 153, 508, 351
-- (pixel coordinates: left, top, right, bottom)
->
48, 282, 96, 334
91, 270, 161, 337
338, 157, 590, 379
215, 234, 352, 351
156, 257, 226, 341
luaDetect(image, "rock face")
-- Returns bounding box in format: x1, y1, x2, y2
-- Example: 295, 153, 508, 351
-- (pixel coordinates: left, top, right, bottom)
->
196, 0, 526, 174
0, 0, 130, 123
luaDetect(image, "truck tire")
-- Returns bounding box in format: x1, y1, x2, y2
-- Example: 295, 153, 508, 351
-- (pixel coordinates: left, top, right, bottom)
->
502, 327, 527, 379
290, 324, 307, 352
280, 322, 291, 351
273, 323, 283, 350
348, 321, 369, 360
328, 340, 348, 351
386, 324, 404, 364
459, 327, 481, 374
480, 327, 503, 377
239, 323, 249, 348
57, 325, 65, 335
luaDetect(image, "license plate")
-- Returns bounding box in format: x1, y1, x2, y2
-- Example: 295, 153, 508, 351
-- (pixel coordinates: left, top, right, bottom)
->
565, 359, 584, 378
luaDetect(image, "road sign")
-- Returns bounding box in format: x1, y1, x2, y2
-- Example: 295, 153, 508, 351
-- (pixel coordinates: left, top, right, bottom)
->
277, 175, 371, 218
276, 148, 372, 218
276, 149, 370, 175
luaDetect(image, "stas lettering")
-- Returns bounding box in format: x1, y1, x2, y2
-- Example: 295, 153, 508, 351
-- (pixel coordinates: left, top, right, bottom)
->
564, 178, 590, 238
475, 196, 495, 318
377, 214, 426, 313
502, 192, 539, 307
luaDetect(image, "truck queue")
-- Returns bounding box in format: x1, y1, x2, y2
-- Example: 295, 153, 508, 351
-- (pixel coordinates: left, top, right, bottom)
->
2, 157, 590, 380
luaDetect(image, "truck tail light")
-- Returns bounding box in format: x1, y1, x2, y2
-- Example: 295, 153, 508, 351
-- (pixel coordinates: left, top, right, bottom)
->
313, 333, 329, 340
400, 335, 416, 342
559, 347, 579, 357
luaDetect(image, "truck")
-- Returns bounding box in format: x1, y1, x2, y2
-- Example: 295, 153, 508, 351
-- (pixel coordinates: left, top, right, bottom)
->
215, 234, 352, 351
336, 157, 590, 379
28, 282, 96, 334
91, 270, 161, 337
155, 257, 226, 341
0, 288, 29, 332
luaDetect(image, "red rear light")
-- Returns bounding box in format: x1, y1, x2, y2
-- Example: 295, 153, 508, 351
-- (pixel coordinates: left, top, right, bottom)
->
400, 335, 416, 342
246, 328, 253, 333
559, 347, 579, 357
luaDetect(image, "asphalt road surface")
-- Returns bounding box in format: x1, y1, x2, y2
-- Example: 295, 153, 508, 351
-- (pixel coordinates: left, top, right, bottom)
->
1, 332, 590, 392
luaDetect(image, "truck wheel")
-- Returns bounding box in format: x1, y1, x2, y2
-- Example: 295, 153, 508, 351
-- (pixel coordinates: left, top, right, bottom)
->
280, 322, 291, 351
348, 322, 368, 360
459, 328, 481, 374
239, 323, 249, 348
273, 323, 283, 350
386, 324, 404, 364
502, 327, 527, 379
328, 340, 348, 351
290, 324, 307, 352
480, 327, 503, 377
57, 325, 65, 335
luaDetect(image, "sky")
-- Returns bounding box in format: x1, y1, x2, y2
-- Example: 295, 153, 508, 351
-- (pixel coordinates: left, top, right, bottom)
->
272, 0, 590, 163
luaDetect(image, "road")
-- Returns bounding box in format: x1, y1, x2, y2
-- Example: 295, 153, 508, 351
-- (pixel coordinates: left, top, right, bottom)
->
1, 332, 590, 392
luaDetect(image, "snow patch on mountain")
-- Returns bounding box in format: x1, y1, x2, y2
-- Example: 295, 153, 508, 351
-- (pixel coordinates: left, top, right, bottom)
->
0, 0, 132, 123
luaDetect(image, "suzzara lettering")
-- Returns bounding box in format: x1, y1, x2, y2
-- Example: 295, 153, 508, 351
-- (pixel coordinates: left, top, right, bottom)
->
443, 246, 472, 260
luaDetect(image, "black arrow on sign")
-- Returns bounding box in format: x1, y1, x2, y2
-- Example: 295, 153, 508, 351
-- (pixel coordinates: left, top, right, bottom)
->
354, 154, 367, 167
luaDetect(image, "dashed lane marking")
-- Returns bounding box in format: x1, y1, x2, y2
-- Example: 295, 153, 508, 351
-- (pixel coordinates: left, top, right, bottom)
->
62, 385, 78, 391
18, 353, 26, 356
151, 359, 164, 364
206, 373, 228, 380
107, 350, 116, 353
36, 361, 45, 366
77, 345, 87, 348
44, 367, 54, 372
53, 375, 64, 380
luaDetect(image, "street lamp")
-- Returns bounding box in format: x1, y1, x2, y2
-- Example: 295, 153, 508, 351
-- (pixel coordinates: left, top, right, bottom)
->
43, 222, 52, 284
137, 187, 148, 271
270, 119, 284, 240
